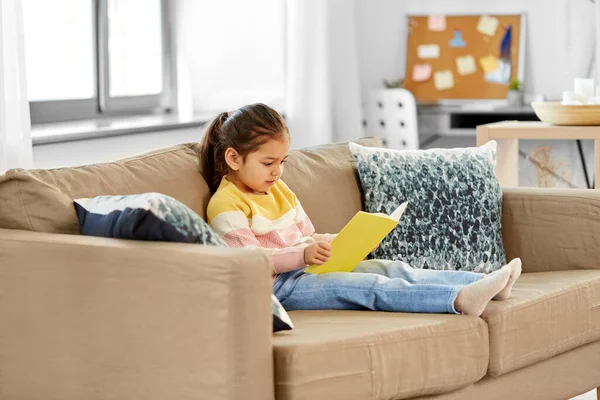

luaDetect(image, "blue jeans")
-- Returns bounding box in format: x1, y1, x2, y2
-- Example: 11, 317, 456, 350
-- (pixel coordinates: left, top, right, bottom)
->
273, 259, 483, 314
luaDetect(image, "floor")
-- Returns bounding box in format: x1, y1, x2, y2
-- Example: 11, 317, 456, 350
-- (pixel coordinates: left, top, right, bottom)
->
571, 390, 597, 400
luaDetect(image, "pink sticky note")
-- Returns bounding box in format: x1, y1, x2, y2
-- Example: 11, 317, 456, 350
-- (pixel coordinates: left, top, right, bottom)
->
428, 15, 446, 31
412, 64, 432, 82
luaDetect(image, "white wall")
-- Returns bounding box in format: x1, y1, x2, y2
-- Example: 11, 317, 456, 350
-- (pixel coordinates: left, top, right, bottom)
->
354, 0, 596, 188
174, 0, 285, 113
354, 0, 595, 100
32, 125, 596, 189
33, 0, 597, 188
33, 128, 202, 169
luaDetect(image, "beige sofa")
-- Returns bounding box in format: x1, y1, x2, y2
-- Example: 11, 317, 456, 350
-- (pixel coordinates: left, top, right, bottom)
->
0, 137, 599, 400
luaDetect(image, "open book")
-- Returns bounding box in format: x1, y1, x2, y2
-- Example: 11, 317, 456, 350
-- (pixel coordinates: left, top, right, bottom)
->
305, 202, 409, 274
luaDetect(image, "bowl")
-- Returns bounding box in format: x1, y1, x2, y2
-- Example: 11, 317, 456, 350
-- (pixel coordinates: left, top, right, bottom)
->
531, 101, 600, 126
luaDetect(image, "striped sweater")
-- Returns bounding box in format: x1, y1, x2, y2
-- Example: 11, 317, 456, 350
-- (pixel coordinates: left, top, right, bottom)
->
207, 177, 333, 273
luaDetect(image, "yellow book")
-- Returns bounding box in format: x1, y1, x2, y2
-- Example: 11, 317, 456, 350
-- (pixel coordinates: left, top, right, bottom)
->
305, 202, 409, 274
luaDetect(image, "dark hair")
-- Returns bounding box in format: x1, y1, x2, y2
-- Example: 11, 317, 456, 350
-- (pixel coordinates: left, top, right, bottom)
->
198, 103, 289, 193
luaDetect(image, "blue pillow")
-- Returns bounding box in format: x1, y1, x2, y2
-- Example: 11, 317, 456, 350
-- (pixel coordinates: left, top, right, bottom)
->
73, 192, 227, 246
73, 192, 293, 332
272, 294, 294, 332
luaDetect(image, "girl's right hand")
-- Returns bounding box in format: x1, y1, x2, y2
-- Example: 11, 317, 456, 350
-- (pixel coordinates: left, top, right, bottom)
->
304, 241, 332, 265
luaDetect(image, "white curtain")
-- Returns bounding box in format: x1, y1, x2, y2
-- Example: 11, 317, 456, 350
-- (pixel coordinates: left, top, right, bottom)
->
284, 0, 363, 149
0, 0, 33, 174
563, 0, 595, 83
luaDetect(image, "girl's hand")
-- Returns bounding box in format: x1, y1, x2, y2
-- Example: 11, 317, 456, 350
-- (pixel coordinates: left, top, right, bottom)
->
304, 241, 332, 265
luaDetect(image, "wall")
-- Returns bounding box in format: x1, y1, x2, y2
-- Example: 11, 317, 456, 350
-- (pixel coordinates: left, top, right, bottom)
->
33, 1, 286, 169
354, 0, 596, 188
33, 127, 202, 169
33, 127, 595, 189
354, 0, 595, 101
34, 0, 597, 188
174, 0, 285, 113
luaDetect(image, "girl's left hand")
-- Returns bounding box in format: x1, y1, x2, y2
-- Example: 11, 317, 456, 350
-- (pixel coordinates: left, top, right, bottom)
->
304, 241, 332, 265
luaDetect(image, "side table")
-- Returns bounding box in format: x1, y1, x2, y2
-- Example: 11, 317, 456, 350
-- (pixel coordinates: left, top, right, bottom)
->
476, 121, 600, 188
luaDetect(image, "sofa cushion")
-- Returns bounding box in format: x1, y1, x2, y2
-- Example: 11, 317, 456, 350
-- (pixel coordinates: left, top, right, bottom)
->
0, 144, 210, 234
0, 138, 378, 236
349, 141, 506, 273
282, 137, 382, 235
482, 269, 600, 377
272, 310, 489, 400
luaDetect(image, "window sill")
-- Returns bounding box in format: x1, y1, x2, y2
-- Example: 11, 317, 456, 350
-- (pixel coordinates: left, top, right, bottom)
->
31, 112, 215, 145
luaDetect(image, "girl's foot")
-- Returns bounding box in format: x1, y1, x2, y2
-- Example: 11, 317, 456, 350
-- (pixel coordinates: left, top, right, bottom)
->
455, 265, 510, 316
492, 258, 522, 300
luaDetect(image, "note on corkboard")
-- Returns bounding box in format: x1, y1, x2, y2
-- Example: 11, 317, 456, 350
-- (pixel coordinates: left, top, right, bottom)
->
404, 14, 524, 102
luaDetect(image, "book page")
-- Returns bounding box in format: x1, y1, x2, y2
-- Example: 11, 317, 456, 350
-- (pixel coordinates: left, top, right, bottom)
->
389, 201, 409, 222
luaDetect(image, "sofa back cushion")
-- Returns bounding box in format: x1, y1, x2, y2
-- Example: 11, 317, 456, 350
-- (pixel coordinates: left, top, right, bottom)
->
0, 144, 210, 234
0, 137, 381, 235
282, 137, 382, 235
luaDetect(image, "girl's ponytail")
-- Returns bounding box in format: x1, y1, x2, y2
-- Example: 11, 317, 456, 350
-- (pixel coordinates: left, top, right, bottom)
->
198, 111, 229, 193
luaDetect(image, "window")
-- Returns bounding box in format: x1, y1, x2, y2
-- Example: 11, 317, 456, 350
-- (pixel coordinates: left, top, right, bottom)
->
23, 0, 173, 124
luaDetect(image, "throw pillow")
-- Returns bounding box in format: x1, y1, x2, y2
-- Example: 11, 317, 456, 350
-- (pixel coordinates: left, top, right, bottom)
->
349, 141, 506, 273
272, 294, 294, 332
74, 192, 226, 246
74, 192, 294, 332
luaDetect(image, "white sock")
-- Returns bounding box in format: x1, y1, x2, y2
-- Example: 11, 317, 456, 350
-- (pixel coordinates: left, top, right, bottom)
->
493, 258, 522, 300
454, 265, 510, 316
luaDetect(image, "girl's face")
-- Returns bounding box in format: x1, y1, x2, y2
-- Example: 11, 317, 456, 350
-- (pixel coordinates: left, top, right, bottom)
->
226, 137, 290, 194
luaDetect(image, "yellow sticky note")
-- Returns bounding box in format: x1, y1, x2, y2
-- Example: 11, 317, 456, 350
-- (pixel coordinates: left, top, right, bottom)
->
456, 55, 476, 76
434, 70, 454, 91
477, 15, 499, 36
412, 63, 432, 82
479, 55, 498, 73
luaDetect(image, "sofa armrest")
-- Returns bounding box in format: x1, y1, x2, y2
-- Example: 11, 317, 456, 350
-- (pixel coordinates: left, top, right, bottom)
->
502, 187, 600, 273
0, 229, 274, 400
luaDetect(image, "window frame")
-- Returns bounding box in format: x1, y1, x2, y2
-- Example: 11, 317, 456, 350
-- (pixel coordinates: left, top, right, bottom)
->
28, 0, 175, 124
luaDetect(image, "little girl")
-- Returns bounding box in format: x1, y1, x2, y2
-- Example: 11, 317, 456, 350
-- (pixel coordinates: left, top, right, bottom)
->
200, 103, 521, 317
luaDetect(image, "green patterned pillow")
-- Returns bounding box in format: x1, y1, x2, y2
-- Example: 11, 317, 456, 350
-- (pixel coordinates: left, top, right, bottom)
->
349, 141, 506, 273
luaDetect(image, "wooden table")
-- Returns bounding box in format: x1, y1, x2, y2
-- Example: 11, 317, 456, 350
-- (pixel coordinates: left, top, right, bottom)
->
476, 121, 600, 188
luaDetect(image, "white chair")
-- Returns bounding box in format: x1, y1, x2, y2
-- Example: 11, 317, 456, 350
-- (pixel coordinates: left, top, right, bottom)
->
363, 89, 419, 150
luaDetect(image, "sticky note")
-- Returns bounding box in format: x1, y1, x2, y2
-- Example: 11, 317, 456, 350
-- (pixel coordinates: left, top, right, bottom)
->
449, 30, 466, 48
479, 55, 498, 73
428, 15, 446, 31
412, 64, 432, 82
434, 70, 454, 91
477, 15, 499, 36
417, 44, 440, 59
456, 55, 476, 76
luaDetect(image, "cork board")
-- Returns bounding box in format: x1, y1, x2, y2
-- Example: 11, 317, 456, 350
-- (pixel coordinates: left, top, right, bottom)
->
404, 14, 524, 102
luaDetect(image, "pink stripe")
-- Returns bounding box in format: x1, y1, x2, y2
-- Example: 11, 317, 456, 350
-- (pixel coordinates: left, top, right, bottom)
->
270, 247, 307, 273
222, 228, 260, 248
297, 215, 315, 237
221, 217, 315, 249
255, 227, 303, 248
